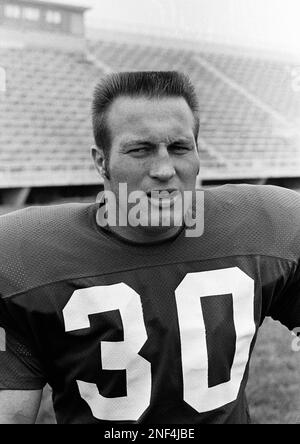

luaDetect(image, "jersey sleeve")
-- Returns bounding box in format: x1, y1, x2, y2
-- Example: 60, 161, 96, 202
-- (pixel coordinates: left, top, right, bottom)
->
269, 261, 300, 331
0, 305, 47, 390
0, 209, 47, 390
260, 186, 300, 330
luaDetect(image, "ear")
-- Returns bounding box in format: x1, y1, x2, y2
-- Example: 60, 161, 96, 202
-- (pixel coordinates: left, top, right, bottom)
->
194, 141, 200, 175
91, 145, 106, 179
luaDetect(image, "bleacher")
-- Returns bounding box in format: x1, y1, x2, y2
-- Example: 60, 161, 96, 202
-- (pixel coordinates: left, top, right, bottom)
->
204, 51, 300, 122
1, 37, 300, 191
0, 46, 101, 188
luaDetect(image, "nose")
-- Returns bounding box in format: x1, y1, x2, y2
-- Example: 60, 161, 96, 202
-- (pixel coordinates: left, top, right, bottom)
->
149, 147, 176, 182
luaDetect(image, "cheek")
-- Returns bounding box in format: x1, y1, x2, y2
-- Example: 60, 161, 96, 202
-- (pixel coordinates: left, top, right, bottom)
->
179, 155, 200, 179
110, 158, 147, 186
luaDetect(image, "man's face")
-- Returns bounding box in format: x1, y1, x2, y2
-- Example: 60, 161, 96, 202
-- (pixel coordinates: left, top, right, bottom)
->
97, 95, 200, 233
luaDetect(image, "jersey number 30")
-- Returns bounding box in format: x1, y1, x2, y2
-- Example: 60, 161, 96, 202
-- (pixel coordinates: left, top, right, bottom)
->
63, 267, 255, 421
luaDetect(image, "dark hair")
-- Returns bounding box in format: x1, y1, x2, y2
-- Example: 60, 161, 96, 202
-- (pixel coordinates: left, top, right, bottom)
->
92, 71, 200, 157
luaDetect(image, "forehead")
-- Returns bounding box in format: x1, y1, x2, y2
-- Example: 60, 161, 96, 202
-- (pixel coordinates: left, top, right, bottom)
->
106, 96, 196, 144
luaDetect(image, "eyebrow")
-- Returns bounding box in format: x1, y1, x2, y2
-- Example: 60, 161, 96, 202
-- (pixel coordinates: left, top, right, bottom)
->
168, 138, 195, 145
122, 137, 195, 149
122, 140, 155, 149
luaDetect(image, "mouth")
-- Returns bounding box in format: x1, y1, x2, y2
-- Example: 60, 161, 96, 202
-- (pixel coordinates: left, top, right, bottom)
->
146, 189, 181, 208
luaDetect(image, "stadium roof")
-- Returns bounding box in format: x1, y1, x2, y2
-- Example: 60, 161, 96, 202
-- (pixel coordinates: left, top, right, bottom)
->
0, 38, 300, 188
6, 0, 91, 12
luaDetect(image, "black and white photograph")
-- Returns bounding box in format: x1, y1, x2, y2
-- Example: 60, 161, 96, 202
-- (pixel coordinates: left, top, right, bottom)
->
0, 0, 299, 426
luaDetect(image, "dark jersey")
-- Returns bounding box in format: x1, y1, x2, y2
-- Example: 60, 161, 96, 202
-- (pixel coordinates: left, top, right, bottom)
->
0, 184, 299, 424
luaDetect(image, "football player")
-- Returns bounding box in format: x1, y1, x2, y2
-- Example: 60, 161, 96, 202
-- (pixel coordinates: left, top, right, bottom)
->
0, 71, 299, 424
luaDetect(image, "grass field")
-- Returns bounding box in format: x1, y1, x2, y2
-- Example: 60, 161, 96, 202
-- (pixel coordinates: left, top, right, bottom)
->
35, 318, 300, 424
246, 318, 300, 424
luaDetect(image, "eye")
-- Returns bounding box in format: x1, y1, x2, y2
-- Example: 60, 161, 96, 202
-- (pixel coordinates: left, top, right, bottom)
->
128, 147, 149, 155
169, 145, 191, 154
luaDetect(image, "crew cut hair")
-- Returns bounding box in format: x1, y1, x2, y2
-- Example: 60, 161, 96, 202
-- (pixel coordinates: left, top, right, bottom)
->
92, 71, 200, 156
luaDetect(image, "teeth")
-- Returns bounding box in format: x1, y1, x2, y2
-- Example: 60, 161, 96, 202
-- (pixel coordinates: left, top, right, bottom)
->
150, 191, 176, 199
158, 193, 171, 199
148, 191, 180, 208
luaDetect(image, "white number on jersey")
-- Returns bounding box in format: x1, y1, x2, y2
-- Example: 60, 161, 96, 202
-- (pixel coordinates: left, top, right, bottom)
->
63, 283, 151, 421
0, 327, 6, 352
175, 268, 255, 413
63, 267, 256, 421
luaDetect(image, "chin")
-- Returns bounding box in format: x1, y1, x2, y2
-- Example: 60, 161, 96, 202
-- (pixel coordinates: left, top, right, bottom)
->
143, 211, 183, 232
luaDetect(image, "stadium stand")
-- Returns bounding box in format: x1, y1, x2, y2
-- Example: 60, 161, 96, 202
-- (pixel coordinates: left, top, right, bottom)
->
0, 45, 100, 188
0, 0, 299, 205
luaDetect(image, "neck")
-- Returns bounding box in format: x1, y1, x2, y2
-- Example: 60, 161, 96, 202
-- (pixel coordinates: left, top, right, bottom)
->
104, 224, 184, 245
95, 205, 184, 244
